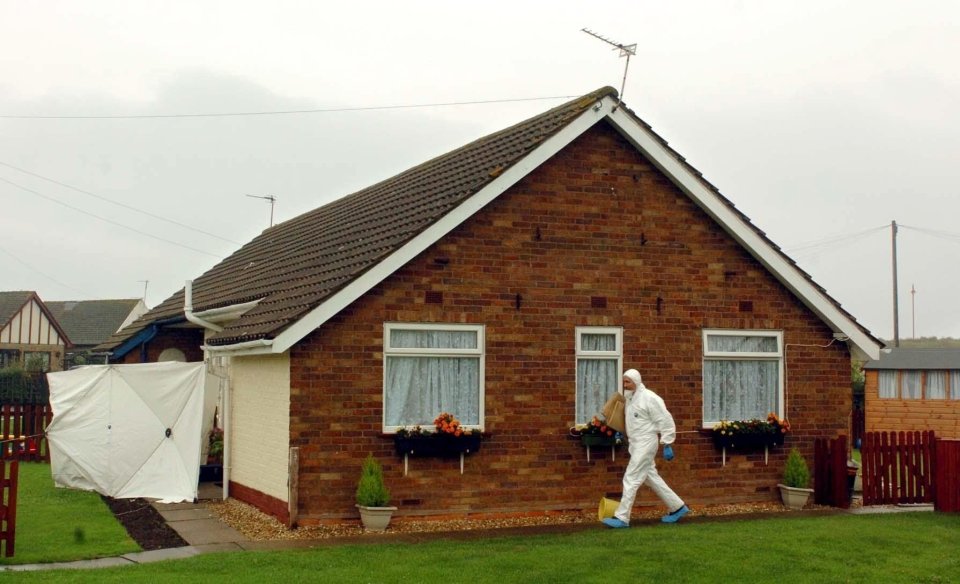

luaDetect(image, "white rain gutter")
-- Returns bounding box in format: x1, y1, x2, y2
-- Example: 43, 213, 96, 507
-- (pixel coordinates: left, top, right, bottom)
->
184, 280, 224, 332
200, 338, 274, 353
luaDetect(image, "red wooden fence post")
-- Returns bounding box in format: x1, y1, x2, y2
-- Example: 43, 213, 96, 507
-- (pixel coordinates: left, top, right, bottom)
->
0, 460, 18, 557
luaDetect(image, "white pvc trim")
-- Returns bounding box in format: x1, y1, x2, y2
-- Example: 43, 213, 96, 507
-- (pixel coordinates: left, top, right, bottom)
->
606, 106, 881, 361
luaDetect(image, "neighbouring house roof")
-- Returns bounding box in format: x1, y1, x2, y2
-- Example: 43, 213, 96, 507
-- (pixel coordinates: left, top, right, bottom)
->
0, 291, 35, 327
46, 299, 145, 348
98, 87, 883, 361
0, 290, 72, 347
863, 348, 960, 370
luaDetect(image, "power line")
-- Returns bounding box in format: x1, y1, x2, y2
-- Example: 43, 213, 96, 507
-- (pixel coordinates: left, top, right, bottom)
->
899, 224, 960, 244
0, 95, 578, 120
0, 160, 242, 245
783, 224, 888, 254
0, 176, 223, 259
0, 244, 95, 299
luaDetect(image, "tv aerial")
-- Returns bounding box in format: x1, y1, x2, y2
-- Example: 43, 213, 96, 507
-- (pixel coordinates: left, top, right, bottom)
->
246, 194, 277, 227
581, 28, 637, 110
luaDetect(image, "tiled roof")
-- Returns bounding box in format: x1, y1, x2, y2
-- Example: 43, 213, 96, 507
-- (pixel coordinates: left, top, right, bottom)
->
99, 86, 881, 354
46, 299, 142, 347
863, 348, 960, 370
0, 291, 35, 327
99, 87, 618, 350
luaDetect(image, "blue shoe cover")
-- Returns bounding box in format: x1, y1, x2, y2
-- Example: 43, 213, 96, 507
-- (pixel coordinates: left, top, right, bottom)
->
601, 518, 630, 528
661, 505, 689, 523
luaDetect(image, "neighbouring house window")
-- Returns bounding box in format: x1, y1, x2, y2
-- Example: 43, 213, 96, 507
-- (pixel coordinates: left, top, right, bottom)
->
878, 371, 898, 398
23, 351, 51, 372
0, 349, 20, 369
702, 330, 783, 426
902, 370, 922, 400
951, 371, 960, 400
575, 327, 623, 424
926, 371, 947, 399
383, 323, 483, 431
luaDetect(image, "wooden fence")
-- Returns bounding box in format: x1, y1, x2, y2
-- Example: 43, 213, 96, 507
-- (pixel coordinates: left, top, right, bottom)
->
814, 434, 851, 508
935, 440, 960, 513
0, 460, 17, 557
0, 404, 53, 462
861, 430, 935, 506
851, 407, 865, 447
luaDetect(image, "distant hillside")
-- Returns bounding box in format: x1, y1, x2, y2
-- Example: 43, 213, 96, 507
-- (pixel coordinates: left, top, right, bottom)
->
882, 337, 960, 348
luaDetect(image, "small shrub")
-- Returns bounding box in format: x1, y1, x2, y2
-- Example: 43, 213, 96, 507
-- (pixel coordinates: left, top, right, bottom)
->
783, 448, 811, 488
356, 454, 390, 507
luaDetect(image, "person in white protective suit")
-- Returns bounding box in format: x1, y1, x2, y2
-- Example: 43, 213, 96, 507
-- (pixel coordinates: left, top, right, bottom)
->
602, 369, 689, 527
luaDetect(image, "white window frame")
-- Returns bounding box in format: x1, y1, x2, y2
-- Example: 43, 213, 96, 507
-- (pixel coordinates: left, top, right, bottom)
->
701, 329, 784, 428
382, 322, 485, 433
575, 326, 623, 425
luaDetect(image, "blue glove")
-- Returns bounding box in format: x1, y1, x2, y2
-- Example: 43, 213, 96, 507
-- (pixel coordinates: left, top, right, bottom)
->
663, 445, 674, 461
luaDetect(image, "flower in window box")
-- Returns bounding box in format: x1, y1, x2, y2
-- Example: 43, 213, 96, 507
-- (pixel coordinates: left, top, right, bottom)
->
712, 413, 790, 449
394, 413, 481, 457
570, 416, 622, 447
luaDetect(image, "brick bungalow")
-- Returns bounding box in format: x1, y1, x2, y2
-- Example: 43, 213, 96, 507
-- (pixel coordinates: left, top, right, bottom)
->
99, 87, 882, 525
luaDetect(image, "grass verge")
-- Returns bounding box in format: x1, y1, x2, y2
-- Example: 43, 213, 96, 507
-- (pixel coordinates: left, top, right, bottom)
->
7, 512, 960, 582
0, 462, 139, 565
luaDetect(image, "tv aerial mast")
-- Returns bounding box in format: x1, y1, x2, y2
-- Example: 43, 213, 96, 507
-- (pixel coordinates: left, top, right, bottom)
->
246, 194, 277, 228
581, 28, 637, 110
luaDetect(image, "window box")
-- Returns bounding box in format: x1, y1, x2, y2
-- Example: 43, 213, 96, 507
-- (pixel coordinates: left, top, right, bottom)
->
580, 434, 621, 448
711, 432, 785, 450
394, 433, 482, 458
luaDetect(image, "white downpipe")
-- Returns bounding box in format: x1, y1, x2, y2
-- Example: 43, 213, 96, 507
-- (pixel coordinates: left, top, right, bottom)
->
184, 280, 224, 332
183, 280, 231, 499
223, 375, 231, 500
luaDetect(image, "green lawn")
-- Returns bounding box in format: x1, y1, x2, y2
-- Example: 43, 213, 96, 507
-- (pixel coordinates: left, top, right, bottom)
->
0, 462, 139, 565
6, 512, 960, 582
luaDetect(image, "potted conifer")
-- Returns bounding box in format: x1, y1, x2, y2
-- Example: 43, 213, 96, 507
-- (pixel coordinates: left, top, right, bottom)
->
355, 454, 397, 531
777, 447, 814, 510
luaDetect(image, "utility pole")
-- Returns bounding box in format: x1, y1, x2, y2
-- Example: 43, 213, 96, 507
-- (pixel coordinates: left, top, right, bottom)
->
911, 284, 916, 339
137, 280, 149, 303
891, 220, 899, 347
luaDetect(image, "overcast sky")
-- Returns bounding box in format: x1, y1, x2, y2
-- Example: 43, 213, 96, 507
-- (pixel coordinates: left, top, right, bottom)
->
2, 1, 958, 341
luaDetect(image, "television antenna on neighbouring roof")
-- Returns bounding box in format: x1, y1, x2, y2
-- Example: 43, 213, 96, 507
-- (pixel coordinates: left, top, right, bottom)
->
246, 194, 277, 227
581, 28, 637, 110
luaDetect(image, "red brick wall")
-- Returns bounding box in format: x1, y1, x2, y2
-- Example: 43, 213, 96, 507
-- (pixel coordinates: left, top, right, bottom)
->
286, 122, 851, 523
115, 328, 204, 364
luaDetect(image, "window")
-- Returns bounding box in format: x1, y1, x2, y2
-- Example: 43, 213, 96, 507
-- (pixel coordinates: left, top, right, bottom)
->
383, 323, 483, 432
575, 327, 622, 424
926, 371, 947, 399
0, 349, 20, 369
878, 371, 898, 398
702, 330, 783, 426
952, 371, 960, 400
901, 370, 922, 399
23, 351, 51, 372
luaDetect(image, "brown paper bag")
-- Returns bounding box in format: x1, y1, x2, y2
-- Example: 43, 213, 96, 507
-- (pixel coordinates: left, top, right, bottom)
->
601, 392, 626, 434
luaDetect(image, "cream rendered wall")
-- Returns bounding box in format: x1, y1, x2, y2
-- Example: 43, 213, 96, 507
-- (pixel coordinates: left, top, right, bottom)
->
230, 353, 291, 502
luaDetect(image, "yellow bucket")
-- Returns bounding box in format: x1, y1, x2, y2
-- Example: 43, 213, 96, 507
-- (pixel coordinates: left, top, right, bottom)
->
598, 497, 619, 521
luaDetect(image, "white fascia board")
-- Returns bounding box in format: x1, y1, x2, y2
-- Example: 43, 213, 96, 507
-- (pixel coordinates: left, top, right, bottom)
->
606, 106, 881, 361
269, 100, 611, 354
